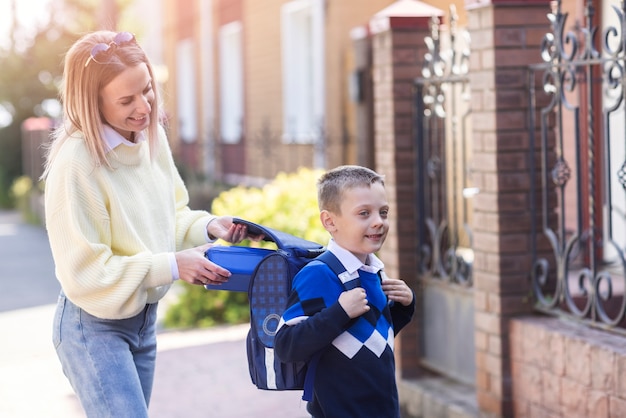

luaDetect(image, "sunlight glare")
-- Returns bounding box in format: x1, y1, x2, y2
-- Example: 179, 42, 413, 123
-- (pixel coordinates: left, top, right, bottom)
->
0, 0, 52, 51
0, 103, 13, 128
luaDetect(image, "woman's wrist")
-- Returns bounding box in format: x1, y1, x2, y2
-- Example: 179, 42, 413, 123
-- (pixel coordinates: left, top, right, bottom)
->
206, 217, 218, 241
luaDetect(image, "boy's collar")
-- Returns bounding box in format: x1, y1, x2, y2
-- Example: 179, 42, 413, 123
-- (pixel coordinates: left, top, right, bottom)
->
327, 239, 384, 274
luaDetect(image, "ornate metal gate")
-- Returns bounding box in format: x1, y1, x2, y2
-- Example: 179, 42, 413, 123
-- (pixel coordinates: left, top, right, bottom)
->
414, 7, 475, 385
529, 0, 626, 333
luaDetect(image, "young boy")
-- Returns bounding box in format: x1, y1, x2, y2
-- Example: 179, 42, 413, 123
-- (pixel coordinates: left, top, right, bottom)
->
274, 165, 415, 418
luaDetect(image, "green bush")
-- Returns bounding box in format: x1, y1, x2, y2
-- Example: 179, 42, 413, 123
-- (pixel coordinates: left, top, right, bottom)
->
212, 167, 328, 244
162, 282, 250, 328
0, 169, 13, 208
9, 175, 40, 223
8, 175, 44, 225
162, 167, 328, 329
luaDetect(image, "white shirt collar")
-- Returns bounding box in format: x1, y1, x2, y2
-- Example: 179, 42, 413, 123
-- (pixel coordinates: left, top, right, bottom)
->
102, 125, 145, 153
327, 238, 384, 275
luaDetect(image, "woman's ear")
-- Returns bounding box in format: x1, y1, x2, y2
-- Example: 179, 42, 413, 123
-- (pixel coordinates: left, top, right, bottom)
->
320, 210, 336, 233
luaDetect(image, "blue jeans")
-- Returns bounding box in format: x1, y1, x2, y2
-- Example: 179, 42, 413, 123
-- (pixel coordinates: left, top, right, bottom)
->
53, 292, 158, 418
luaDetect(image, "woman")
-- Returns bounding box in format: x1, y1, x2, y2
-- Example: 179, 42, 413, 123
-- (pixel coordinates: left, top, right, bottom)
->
42, 30, 252, 417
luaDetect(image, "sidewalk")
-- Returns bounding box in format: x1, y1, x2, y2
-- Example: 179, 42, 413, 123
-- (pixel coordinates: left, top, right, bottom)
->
0, 211, 309, 417
0, 305, 310, 418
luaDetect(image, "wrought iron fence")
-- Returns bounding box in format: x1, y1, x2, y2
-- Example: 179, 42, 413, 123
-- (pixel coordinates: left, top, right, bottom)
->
414, 6, 474, 287
413, 6, 476, 386
529, 0, 626, 333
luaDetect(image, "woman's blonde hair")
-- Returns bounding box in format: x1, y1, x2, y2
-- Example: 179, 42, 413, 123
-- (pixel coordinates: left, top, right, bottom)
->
42, 30, 161, 178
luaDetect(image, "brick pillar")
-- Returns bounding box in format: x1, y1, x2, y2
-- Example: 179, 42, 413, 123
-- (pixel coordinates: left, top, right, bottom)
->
369, 1, 442, 380
466, 0, 551, 416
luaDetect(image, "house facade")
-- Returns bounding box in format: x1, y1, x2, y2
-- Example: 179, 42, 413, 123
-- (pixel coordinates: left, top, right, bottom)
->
161, 0, 465, 184
155, 0, 626, 417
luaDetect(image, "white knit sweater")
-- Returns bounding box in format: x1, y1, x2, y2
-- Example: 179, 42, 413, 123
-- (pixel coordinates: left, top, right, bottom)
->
45, 127, 213, 319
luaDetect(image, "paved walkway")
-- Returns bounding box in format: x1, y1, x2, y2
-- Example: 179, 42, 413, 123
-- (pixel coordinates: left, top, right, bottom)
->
0, 210, 310, 417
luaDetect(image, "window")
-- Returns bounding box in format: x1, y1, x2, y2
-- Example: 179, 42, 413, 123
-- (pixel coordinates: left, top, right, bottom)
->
281, 0, 325, 144
219, 21, 244, 144
176, 38, 197, 143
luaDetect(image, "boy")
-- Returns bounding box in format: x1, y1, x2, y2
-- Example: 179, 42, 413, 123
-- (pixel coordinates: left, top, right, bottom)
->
274, 165, 415, 418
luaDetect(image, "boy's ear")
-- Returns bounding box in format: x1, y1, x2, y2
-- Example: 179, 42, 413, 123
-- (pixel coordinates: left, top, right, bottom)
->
320, 210, 336, 232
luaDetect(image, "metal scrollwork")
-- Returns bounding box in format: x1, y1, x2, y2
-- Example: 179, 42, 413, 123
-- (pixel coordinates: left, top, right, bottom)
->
416, 5, 473, 287
530, 0, 626, 333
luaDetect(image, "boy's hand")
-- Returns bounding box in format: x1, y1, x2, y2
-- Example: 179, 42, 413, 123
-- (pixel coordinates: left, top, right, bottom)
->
338, 288, 370, 318
382, 277, 414, 306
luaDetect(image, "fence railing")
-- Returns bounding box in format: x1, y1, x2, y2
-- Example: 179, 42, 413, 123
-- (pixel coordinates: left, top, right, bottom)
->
415, 7, 474, 287
413, 6, 476, 386
529, 0, 626, 334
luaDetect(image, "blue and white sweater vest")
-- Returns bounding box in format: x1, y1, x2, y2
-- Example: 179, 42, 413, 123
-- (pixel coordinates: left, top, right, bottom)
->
275, 260, 415, 418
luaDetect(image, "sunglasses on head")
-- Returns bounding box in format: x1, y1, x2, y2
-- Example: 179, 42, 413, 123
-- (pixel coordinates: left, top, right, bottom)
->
84, 32, 137, 68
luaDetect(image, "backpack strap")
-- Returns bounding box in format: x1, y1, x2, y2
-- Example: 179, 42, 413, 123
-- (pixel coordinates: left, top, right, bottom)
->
301, 250, 359, 402
316, 251, 361, 289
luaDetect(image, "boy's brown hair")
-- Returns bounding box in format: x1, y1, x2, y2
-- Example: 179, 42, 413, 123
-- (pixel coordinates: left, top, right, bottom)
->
317, 165, 385, 214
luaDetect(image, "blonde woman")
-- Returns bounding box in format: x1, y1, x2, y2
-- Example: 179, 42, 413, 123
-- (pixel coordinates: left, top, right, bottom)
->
43, 31, 254, 417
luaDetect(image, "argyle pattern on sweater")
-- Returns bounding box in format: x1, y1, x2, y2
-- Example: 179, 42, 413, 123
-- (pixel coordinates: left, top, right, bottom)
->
281, 261, 394, 359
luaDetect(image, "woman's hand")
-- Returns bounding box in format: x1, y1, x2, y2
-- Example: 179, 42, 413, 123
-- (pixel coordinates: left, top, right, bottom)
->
207, 216, 264, 243
175, 244, 231, 286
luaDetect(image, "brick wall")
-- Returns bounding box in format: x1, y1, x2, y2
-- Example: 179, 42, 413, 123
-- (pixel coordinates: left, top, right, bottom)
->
324, 0, 400, 169
510, 317, 626, 417
467, 1, 550, 416
242, 0, 402, 180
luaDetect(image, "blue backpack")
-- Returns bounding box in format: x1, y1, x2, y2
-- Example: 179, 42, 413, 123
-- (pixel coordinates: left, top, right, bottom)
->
209, 218, 354, 401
